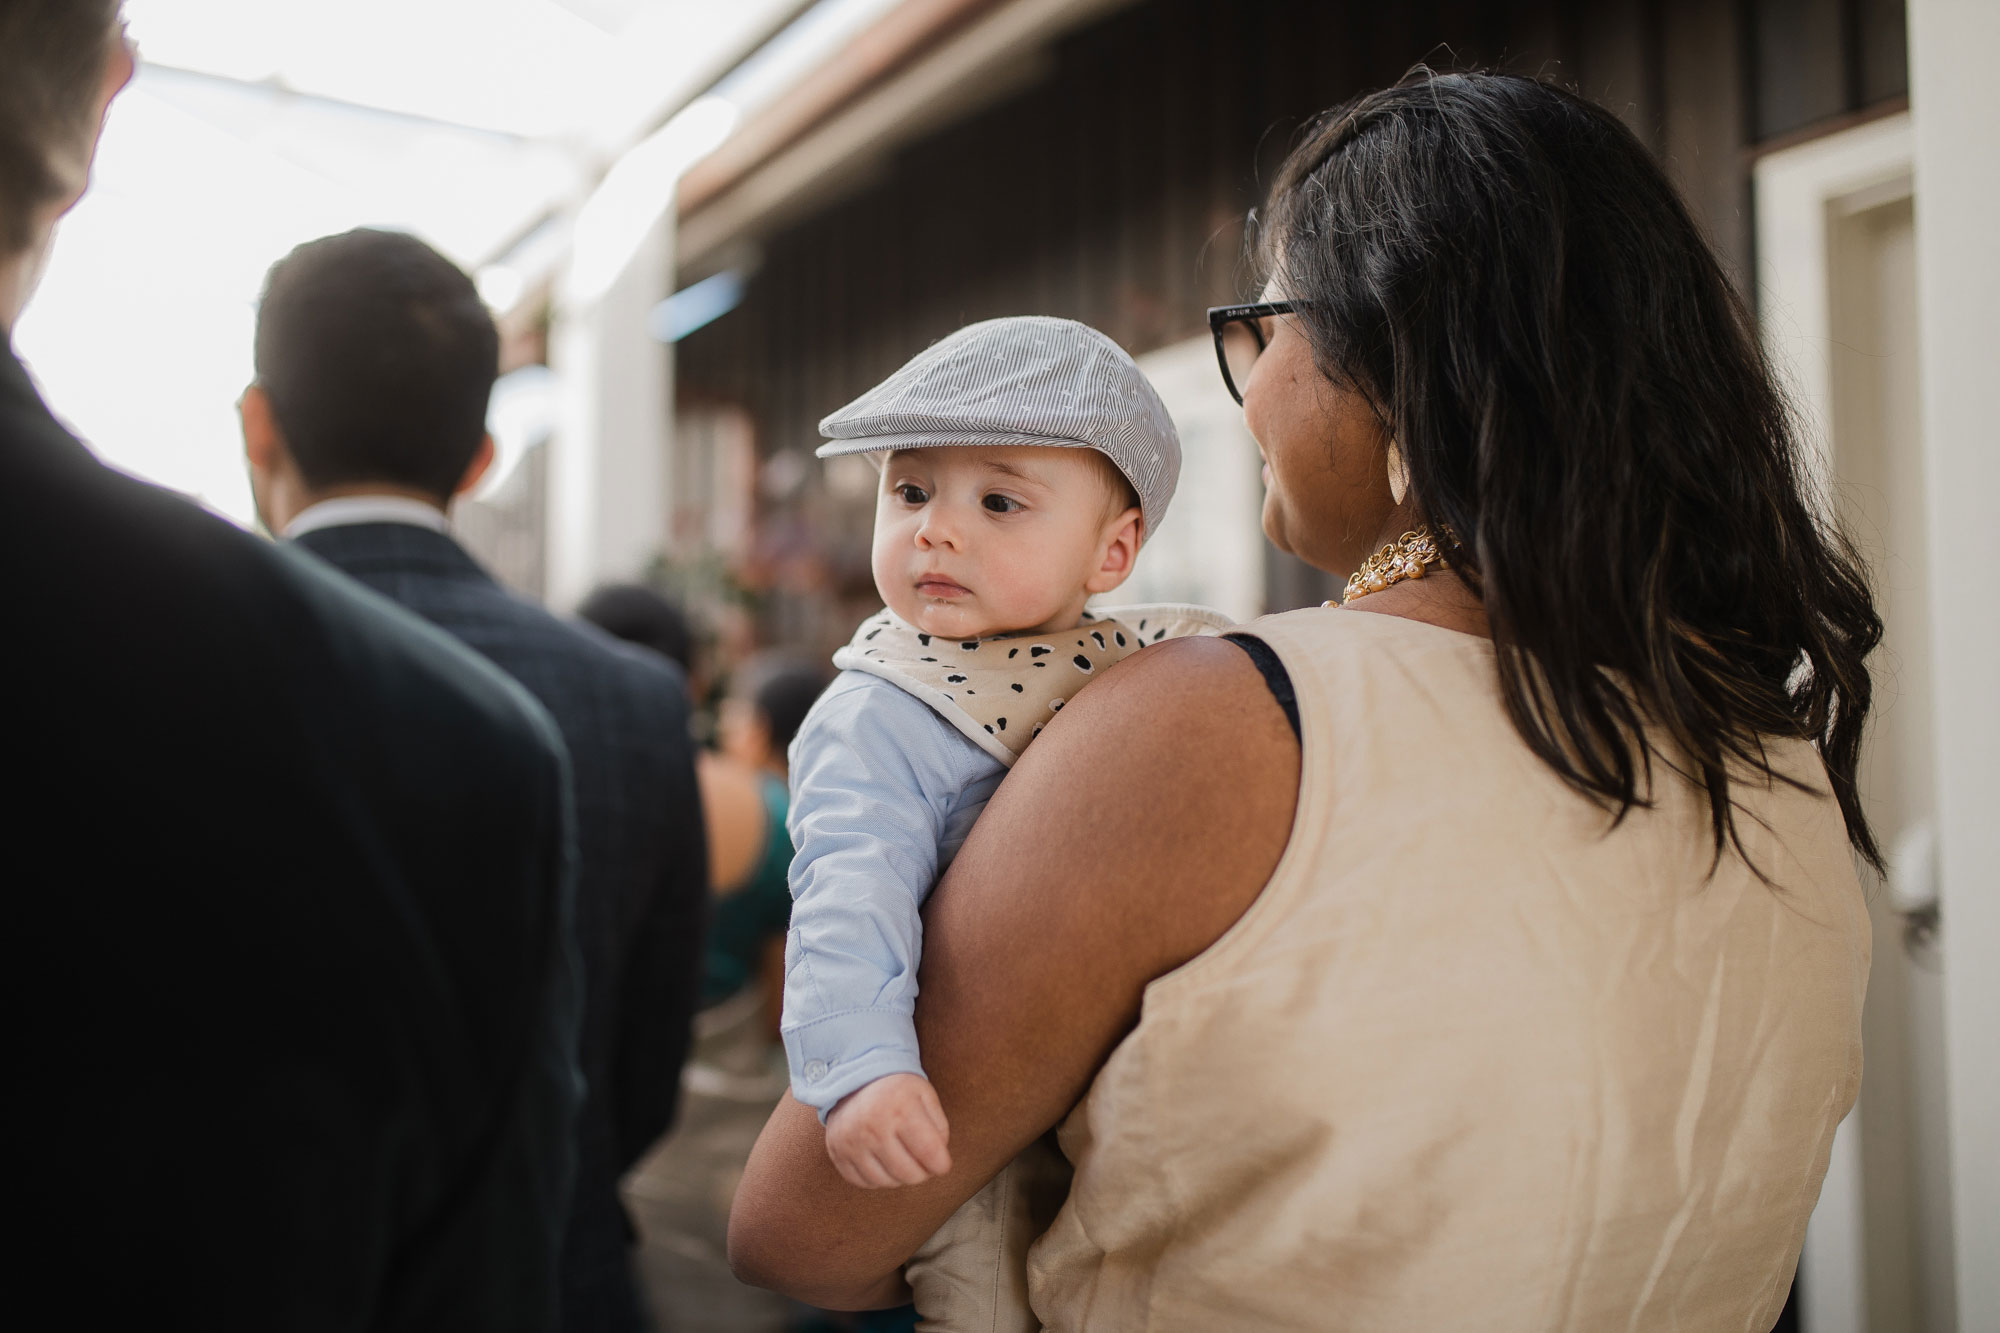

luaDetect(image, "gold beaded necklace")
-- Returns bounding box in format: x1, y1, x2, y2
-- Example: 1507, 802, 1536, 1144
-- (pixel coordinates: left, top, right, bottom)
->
1333, 526, 1449, 605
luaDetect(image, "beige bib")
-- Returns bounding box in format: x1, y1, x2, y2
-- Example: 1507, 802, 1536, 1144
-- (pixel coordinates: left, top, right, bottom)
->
832, 603, 1232, 767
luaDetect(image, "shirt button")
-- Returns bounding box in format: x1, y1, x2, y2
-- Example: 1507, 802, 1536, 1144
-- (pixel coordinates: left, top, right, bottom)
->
804, 1060, 829, 1082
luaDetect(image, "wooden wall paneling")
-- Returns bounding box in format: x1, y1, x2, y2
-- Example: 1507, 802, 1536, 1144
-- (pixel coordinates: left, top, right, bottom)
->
825, 195, 854, 407
1066, 20, 1104, 332
1147, 2, 1206, 346
1021, 79, 1060, 321
1500, 0, 1569, 81
1241, 2, 1290, 204
950, 115, 1007, 325
1659, 0, 1752, 289
1152, 0, 1201, 338
977, 106, 1026, 325
1854, 0, 1909, 106
809, 205, 841, 443
1362, 0, 1424, 88
1751, 0, 1851, 138
1429, 0, 1495, 69
889, 182, 915, 379
669, 0, 1881, 616
774, 236, 801, 449
1105, 3, 1148, 349
1139, 4, 1193, 344
1253, 4, 1343, 611
1060, 26, 1110, 335
1570, 0, 1663, 150
1193, 0, 1250, 311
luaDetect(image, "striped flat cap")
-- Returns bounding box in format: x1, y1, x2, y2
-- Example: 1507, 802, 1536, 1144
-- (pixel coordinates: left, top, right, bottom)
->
817, 315, 1180, 541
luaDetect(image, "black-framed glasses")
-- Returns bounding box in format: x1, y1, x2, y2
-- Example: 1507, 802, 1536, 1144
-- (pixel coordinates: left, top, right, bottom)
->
1207, 301, 1302, 405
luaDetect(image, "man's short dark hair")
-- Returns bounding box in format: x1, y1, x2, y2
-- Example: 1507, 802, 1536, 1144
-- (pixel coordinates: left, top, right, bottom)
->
255, 229, 499, 501
0, 1, 122, 253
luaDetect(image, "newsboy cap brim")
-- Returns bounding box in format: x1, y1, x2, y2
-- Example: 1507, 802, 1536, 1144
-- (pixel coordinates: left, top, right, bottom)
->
815, 431, 1149, 524
816, 431, 1119, 461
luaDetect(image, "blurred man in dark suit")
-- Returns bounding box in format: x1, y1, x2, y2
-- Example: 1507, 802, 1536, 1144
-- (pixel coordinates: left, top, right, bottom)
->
243, 228, 710, 1332
2, 5, 583, 1328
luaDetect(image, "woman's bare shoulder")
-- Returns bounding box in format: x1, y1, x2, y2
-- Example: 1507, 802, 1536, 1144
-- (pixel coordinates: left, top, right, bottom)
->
927, 630, 1301, 1029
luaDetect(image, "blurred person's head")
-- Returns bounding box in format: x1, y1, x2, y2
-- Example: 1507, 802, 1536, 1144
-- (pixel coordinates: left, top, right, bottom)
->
240, 228, 499, 532
0, 1, 133, 332
720, 656, 830, 776
577, 583, 696, 676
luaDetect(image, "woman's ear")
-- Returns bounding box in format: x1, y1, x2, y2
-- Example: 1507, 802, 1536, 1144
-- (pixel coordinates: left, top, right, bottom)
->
1084, 508, 1144, 595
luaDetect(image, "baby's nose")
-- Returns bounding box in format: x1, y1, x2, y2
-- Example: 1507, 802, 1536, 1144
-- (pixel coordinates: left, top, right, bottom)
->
915, 507, 960, 548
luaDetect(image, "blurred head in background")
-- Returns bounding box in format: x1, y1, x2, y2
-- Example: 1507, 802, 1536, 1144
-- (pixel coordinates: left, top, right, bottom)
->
578, 582, 697, 676
0, 0, 132, 332
240, 228, 499, 532
719, 655, 829, 778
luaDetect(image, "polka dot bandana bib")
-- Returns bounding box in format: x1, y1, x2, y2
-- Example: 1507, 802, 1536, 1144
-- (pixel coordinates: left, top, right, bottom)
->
832, 603, 1234, 767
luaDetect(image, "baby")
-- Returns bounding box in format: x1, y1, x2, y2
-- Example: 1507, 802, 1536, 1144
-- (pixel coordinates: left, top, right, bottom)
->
783, 316, 1227, 1326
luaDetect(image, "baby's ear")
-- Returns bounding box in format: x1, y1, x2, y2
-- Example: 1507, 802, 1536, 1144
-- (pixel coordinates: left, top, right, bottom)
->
1086, 507, 1144, 594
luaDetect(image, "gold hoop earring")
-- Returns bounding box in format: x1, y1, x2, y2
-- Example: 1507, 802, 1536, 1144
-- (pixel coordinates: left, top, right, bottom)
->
1386, 440, 1410, 507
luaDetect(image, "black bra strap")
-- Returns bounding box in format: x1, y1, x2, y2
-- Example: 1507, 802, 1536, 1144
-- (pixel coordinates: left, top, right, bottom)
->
1223, 633, 1301, 741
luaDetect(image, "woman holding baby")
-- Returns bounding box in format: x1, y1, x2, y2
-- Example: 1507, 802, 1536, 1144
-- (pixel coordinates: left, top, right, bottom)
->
731, 69, 1877, 1332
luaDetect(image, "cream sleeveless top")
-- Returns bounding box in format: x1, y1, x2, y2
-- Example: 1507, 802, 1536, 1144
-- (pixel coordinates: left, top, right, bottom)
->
1026, 608, 1870, 1332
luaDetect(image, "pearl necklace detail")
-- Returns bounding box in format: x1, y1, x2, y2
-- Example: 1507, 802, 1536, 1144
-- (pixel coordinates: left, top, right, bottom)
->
1335, 526, 1448, 605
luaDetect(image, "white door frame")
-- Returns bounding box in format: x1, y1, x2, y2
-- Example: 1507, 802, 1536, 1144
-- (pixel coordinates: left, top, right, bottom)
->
1905, 2, 2000, 1325
1755, 112, 1915, 485
1754, 111, 1916, 1333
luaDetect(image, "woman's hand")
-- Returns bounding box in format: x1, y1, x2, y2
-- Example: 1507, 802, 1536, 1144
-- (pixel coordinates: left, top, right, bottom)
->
727, 634, 1300, 1308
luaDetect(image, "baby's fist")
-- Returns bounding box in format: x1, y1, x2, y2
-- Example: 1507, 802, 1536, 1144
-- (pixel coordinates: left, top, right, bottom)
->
823, 1073, 952, 1189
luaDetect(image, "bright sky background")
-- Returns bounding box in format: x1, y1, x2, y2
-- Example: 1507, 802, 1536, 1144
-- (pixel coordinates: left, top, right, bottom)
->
11, 0, 805, 525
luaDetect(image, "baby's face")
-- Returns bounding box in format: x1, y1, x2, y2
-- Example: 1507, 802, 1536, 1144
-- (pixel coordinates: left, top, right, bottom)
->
871, 446, 1140, 641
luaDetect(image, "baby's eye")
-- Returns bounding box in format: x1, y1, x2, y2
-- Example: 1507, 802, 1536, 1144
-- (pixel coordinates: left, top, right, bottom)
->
982, 493, 1022, 514
895, 484, 928, 505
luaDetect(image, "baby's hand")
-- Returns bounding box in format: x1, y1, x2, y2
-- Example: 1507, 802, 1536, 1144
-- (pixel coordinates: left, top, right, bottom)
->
823, 1072, 952, 1189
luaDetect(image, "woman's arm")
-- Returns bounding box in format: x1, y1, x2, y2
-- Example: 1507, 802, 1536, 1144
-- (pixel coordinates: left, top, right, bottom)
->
727, 634, 1301, 1307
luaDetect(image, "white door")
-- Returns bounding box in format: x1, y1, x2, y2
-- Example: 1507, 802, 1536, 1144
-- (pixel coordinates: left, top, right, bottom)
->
1758, 113, 1958, 1333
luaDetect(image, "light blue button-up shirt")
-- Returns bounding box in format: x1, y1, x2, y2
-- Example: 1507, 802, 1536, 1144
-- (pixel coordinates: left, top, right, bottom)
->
782, 670, 1006, 1117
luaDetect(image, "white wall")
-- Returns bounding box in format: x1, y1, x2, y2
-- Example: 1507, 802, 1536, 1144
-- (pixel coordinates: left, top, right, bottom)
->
545, 214, 674, 611
1906, 1, 2000, 1326
1105, 335, 1266, 623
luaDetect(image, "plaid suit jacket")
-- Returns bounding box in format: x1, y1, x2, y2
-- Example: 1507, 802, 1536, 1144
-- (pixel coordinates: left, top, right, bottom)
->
298, 521, 708, 1330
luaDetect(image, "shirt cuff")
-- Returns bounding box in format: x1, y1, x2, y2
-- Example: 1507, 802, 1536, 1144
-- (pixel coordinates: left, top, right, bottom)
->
781, 1006, 925, 1121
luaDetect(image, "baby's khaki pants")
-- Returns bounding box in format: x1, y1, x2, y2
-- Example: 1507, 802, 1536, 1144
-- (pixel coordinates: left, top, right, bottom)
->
905, 1135, 1071, 1332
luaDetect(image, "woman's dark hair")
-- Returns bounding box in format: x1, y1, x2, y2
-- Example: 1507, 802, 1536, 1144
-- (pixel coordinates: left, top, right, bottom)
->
1262, 68, 1882, 870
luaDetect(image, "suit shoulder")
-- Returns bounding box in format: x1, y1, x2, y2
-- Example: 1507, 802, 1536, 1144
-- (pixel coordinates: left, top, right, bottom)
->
285, 549, 566, 766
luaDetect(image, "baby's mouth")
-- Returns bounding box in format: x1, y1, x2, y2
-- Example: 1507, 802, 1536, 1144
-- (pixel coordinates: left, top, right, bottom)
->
916, 576, 970, 600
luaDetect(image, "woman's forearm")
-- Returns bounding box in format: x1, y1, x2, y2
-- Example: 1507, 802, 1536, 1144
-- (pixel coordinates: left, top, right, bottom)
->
726, 1096, 927, 1303
727, 639, 1299, 1299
